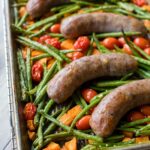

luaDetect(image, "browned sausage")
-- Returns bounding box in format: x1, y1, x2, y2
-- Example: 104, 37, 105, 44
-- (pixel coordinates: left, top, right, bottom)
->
90, 79, 150, 138
26, 0, 70, 18
61, 13, 147, 38
47, 53, 137, 104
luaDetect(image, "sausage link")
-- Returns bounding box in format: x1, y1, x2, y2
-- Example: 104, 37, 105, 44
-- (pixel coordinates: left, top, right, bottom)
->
47, 53, 137, 103
61, 13, 147, 38
90, 79, 150, 138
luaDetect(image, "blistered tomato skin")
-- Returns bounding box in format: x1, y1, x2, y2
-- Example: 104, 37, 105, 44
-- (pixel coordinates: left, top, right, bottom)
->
133, 37, 150, 49
127, 111, 145, 122
82, 89, 97, 103
32, 63, 43, 83
45, 38, 61, 49
102, 37, 121, 50
118, 37, 130, 47
123, 44, 133, 55
72, 52, 84, 61
74, 36, 90, 52
144, 48, 150, 55
38, 35, 51, 44
50, 24, 61, 33
76, 115, 91, 130
132, 0, 147, 7
24, 103, 37, 120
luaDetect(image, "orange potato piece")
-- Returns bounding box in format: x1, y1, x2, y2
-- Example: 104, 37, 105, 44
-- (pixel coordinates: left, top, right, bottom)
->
61, 39, 75, 50
43, 142, 61, 150
135, 136, 149, 144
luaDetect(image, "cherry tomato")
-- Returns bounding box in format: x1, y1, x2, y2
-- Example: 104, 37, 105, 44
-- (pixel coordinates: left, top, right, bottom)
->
102, 37, 121, 50
140, 105, 150, 116
133, 37, 150, 49
144, 48, 150, 55
50, 24, 61, 33
132, 0, 147, 7
32, 63, 43, 83
24, 103, 36, 120
72, 52, 84, 61
127, 111, 145, 122
74, 36, 90, 52
82, 89, 97, 103
76, 115, 91, 130
45, 38, 61, 49
123, 44, 133, 55
38, 35, 51, 44
118, 37, 130, 47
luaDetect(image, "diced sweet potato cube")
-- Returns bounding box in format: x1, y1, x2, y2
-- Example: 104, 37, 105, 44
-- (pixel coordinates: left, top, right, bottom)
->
27, 120, 36, 131
135, 136, 149, 143
59, 105, 82, 126
43, 142, 61, 150
122, 137, 132, 142
63, 138, 77, 150
61, 39, 75, 50
28, 131, 36, 141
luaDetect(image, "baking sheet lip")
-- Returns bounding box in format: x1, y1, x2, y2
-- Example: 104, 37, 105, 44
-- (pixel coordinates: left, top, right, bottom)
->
2, 0, 150, 150
3, 0, 22, 149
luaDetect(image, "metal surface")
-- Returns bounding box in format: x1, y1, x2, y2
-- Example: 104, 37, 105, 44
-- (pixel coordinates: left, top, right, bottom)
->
3, 0, 150, 150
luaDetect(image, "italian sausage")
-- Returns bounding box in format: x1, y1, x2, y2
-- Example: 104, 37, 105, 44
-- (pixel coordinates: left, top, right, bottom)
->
27, 0, 70, 18
90, 79, 150, 138
47, 53, 137, 103
61, 13, 147, 38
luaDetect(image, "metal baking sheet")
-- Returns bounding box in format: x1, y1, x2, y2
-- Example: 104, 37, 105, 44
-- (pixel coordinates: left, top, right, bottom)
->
3, 0, 150, 149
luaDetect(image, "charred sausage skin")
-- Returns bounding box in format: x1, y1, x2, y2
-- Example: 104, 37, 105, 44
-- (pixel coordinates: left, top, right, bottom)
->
47, 53, 137, 104
61, 13, 147, 38
90, 79, 150, 138
27, 0, 70, 18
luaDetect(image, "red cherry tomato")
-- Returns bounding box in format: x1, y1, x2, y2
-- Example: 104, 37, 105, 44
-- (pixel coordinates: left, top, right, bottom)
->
133, 37, 150, 49
132, 0, 147, 7
32, 63, 43, 83
123, 44, 133, 55
144, 48, 150, 55
74, 36, 90, 52
24, 103, 36, 120
72, 52, 84, 61
38, 35, 51, 44
140, 105, 150, 116
118, 37, 130, 47
82, 89, 97, 103
102, 37, 121, 50
76, 115, 91, 130
45, 38, 61, 49
127, 111, 145, 122
50, 24, 61, 33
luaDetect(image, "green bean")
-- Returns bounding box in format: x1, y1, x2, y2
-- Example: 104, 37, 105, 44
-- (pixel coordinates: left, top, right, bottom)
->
71, 0, 99, 7
13, 3, 19, 25
43, 102, 73, 136
120, 73, 134, 81
95, 32, 141, 39
94, 80, 131, 87
104, 135, 124, 142
70, 91, 109, 130
27, 5, 80, 31
18, 36, 63, 61
117, 127, 137, 132
139, 63, 150, 71
84, 5, 118, 13
49, 33, 64, 38
51, 5, 71, 12
34, 84, 47, 105
12, 24, 33, 35
26, 48, 33, 101
57, 61, 62, 71
11, 3, 26, 7
37, 121, 43, 148
17, 50, 28, 101
31, 54, 50, 61
29, 23, 53, 38
134, 56, 150, 66
40, 111, 103, 142
77, 91, 88, 108
136, 69, 150, 78
72, 94, 83, 107
26, 86, 38, 95
136, 124, 150, 136
36, 62, 57, 94
130, 41, 150, 60
136, 130, 150, 136
121, 118, 150, 128
34, 100, 45, 127
93, 33, 109, 53
17, 12, 28, 27
87, 37, 94, 56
